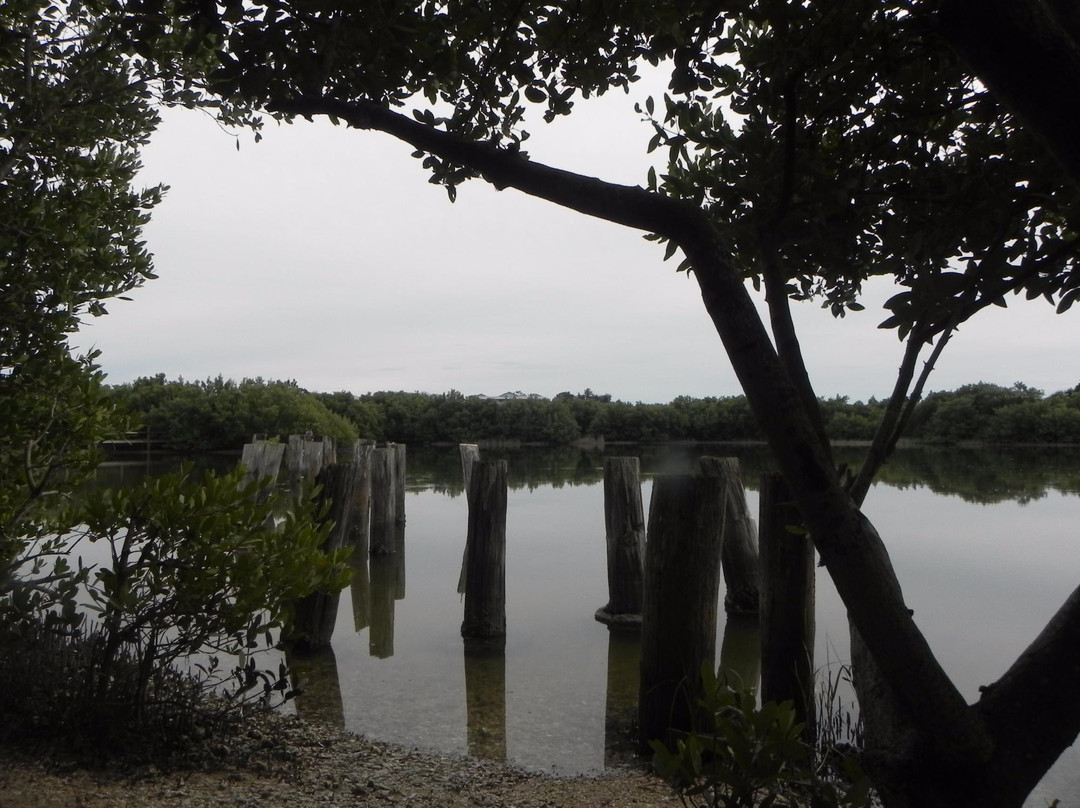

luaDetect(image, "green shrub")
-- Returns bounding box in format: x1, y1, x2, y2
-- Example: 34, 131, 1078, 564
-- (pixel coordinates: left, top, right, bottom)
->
650, 665, 873, 808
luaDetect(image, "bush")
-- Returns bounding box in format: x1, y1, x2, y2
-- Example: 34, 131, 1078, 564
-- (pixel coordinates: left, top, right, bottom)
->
650, 666, 872, 808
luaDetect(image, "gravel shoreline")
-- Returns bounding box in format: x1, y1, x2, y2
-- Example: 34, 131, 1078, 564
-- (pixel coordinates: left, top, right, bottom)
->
0, 712, 676, 808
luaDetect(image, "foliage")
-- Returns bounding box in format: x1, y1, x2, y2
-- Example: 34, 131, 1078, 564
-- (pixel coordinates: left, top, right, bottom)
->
0, 0, 164, 630
651, 667, 872, 808
72, 463, 349, 704
107, 375, 361, 451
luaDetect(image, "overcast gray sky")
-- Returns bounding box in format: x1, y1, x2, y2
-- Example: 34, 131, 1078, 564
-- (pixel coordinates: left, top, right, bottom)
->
75, 89, 1080, 404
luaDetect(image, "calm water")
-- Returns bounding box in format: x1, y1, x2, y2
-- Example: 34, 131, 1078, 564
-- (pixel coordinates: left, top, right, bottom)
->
95, 444, 1080, 805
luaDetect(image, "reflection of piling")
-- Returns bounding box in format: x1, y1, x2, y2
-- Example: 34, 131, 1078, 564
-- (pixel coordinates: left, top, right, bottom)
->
718, 614, 762, 694
759, 472, 816, 738
370, 447, 397, 555
604, 628, 641, 768
595, 457, 646, 628
287, 645, 345, 729
463, 643, 507, 761
457, 444, 480, 594
699, 457, 761, 615
291, 461, 359, 653
369, 553, 397, 658
350, 524, 371, 634
461, 460, 507, 645
639, 471, 725, 752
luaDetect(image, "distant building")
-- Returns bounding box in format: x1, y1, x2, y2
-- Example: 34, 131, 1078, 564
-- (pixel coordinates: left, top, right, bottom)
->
471, 391, 546, 402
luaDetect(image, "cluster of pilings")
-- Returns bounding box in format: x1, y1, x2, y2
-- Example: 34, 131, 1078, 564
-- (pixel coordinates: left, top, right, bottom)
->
239, 435, 407, 661
455, 449, 816, 754
241, 438, 816, 755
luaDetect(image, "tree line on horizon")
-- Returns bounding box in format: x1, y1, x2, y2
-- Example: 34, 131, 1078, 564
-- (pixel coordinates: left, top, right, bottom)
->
105, 374, 1080, 453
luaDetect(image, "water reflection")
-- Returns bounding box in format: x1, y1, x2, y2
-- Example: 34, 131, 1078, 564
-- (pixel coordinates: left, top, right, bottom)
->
718, 614, 761, 693
88, 445, 1080, 803
288, 646, 345, 728
463, 643, 507, 761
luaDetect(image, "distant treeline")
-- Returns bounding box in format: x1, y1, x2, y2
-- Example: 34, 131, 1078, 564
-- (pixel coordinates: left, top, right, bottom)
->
105, 375, 1080, 453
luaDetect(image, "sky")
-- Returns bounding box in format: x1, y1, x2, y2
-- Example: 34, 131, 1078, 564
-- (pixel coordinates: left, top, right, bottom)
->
74, 87, 1080, 404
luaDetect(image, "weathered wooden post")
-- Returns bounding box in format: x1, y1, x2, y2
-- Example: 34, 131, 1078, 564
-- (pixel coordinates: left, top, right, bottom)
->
347, 440, 375, 548
461, 459, 508, 645
759, 472, 816, 738
595, 457, 646, 628
290, 460, 360, 653
639, 470, 726, 752
393, 443, 407, 524
287, 434, 335, 487
239, 438, 286, 496
457, 443, 481, 593
698, 457, 761, 615
370, 445, 397, 555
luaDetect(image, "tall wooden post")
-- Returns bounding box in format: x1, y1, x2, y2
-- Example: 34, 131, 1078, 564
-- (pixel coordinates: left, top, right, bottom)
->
759, 472, 816, 738
370, 446, 397, 555
347, 440, 374, 548
393, 443, 407, 524
457, 444, 481, 594
461, 460, 508, 645
595, 457, 646, 628
639, 471, 725, 751
291, 460, 360, 653
698, 457, 761, 615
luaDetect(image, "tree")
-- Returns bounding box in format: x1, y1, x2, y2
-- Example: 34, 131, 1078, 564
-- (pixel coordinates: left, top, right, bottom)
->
134, 2, 1080, 805
0, 0, 164, 619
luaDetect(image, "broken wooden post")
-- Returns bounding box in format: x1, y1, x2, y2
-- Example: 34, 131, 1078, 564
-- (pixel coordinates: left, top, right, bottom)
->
457, 443, 481, 594
287, 434, 335, 487
347, 440, 374, 548
290, 460, 360, 653
595, 457, 646, 628
461, 459, 508, 645
698, 457, 761, 615
393, 443, 407, 524
240, 438, 286, 498
370, 446, 397, 555
639, 471, 726, 752
759, 472, 816, 738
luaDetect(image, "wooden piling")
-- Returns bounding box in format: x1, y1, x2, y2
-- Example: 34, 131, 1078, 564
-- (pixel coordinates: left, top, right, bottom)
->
370, 446, 397, 555
239, 439, 286, 495
457, 444, 480, 594
698, 457, 761, 615
393, 443, 407, 524
639, 471, 726, 751
347, 440, 374, 548
759, 472, 816, 738
461, 460, 508, 645
595, 457, 646, 628
291, 460, 360, 653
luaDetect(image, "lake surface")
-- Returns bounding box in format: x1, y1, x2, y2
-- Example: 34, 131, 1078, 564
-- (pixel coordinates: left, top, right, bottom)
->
95, 444, 1080, 806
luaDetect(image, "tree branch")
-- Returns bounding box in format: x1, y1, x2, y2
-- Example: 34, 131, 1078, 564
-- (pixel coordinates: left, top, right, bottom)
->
267, 95, 706, 244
